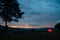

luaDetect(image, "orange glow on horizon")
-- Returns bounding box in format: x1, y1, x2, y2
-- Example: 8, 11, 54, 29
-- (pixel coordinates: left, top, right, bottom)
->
8, 24, 51, 28
9, 24, 36, 28
9, 26, 18, 28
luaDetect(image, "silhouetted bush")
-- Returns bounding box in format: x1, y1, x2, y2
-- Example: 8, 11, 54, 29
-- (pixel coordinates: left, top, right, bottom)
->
55, 23, 60, 30
31, 29, 34, 32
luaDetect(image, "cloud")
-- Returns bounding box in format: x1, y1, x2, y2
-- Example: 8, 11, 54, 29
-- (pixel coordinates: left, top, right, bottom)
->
1, 0, 60, 28
17, 0, 60, 28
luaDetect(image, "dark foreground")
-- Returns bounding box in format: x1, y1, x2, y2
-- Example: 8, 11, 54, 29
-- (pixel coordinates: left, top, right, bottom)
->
0, 31, 60, 40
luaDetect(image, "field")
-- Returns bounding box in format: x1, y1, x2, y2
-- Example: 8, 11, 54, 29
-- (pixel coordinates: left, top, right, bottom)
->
0, 30, 60, 40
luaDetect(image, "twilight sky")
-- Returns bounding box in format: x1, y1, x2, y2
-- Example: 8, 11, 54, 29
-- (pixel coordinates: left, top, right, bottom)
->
0, 0, 60, 28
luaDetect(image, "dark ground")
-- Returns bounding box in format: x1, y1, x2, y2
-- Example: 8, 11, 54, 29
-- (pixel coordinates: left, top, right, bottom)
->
0, 30, 60, 40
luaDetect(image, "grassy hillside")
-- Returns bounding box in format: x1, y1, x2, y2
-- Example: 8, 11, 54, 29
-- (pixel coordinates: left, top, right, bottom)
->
0, 25, 60, 40
0, 30, 60, 40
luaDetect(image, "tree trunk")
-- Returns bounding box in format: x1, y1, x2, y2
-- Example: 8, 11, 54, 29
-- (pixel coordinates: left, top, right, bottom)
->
5, 21, 8, 27
4, 12, 8, 27
4, 20, 8, 33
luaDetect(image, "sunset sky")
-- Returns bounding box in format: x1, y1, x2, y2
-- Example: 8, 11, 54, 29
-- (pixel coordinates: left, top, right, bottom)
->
0, 0, 60, 28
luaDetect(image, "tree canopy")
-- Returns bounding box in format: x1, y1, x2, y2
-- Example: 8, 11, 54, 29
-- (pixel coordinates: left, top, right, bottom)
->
0, 0, 24, 26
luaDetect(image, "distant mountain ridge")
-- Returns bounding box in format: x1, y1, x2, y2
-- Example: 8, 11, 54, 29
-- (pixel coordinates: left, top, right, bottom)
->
0, 25, 58, 33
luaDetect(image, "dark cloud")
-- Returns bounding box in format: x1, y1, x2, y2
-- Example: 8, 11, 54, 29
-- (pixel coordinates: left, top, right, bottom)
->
17, 0, 60, 27
0, 0, 59, 28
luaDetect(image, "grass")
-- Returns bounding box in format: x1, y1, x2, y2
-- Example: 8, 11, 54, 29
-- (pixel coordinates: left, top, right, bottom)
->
0, 30, 60, 40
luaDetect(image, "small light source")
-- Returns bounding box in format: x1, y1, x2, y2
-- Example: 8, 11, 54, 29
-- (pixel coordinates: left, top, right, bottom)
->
47, 29, 52, 33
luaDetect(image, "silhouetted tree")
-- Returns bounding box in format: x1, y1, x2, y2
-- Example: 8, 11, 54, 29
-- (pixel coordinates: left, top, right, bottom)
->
0, 0, 24, 27
55, 22, 60, 30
